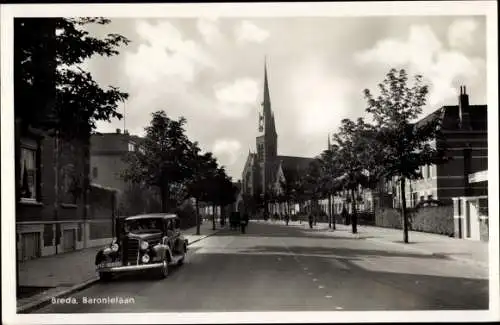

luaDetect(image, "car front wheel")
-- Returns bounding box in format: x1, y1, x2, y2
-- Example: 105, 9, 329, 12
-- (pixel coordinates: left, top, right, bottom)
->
178, 244, 187, 266
159, 260, 168, 279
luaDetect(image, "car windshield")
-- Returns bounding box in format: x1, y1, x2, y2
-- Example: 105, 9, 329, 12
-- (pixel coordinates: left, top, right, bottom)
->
124, 218, 163, 234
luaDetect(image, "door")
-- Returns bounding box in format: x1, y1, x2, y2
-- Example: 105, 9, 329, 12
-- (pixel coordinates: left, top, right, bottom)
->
22, 232, 41, 260
63, 229, 76, 251
468, 201, 481, 241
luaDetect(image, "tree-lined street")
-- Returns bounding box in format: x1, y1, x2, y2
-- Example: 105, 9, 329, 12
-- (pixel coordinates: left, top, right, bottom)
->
9, 12, 493, 321
35, 221, 488, 313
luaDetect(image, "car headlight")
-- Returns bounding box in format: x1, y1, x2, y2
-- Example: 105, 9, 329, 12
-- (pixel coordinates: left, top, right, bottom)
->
141, 254, 150, 263
140, 241, 149, 250
111, 243, 119, 252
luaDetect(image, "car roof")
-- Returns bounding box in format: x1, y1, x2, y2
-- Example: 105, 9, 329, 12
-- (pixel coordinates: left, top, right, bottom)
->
117, 213, 178, 221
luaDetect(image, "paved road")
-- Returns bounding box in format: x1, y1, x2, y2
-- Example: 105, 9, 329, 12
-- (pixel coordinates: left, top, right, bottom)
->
35, 222, 488, 313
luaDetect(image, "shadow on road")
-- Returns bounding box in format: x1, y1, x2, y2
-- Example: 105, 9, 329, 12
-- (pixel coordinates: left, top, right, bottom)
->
237, 245, 447, 261
213, 223, 364, 241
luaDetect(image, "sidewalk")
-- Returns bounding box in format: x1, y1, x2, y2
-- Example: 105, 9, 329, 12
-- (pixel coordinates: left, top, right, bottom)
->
17, 220, 221, 312
293, 221, 489, 268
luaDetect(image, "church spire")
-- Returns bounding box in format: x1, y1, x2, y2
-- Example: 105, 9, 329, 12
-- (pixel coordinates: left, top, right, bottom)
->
262, 58, 276, 135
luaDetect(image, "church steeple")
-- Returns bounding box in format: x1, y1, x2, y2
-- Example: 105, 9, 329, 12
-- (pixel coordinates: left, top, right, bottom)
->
262, 59, 276, 136
256, 57, 278, 164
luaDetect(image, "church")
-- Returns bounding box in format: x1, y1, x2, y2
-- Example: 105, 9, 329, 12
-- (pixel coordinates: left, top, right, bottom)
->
240, 62, 314, 216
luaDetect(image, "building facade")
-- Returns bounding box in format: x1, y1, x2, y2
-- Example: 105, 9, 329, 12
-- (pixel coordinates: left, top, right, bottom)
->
392, 87, 487, 208
90, 130, 160, 216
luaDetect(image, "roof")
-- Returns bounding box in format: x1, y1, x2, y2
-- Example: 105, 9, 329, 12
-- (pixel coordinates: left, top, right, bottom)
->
278, 155, 314, 171
268, 155, 314, 184
416, 105, 487, 131
90, 132, 144, 154
118, 213, 178, 221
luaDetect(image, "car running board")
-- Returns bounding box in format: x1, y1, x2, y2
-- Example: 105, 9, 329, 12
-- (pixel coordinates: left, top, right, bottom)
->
169, 255, 184, 265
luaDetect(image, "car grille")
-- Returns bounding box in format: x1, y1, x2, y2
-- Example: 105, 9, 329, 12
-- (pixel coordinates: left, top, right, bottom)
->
123, 238, 139, 265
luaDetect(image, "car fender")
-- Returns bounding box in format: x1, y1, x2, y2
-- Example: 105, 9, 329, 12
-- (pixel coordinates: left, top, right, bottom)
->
154, 243, 173, 262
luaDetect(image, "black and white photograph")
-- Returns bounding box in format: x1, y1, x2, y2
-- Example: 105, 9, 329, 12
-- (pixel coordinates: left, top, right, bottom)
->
1, 1, 498, 324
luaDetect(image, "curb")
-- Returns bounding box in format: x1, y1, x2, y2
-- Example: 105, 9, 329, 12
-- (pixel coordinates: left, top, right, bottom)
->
17, 229, 220, 313
17, 277, 99, 314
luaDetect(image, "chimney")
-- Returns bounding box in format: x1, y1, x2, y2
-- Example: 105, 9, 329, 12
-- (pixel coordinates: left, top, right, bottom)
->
124, 129, 129, 135
458, 85, 471, 130
116, 128, 121, 134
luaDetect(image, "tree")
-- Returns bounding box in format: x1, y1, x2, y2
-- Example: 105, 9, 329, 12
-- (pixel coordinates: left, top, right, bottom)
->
332, 118, 375, 234
205, 166, 234, 230
318, 146, 344, 229
185, 145, 218, 235
302, 160, 325, 221
15, 17, 129, 138
122, 111, 195, 213
363, 68, 449, 243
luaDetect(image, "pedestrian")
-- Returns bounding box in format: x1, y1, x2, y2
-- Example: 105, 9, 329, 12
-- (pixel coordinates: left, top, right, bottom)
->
241, 213, 249, 234
341, 206, 349, 225
285, 213, 290, 226
308, 213, 313, 229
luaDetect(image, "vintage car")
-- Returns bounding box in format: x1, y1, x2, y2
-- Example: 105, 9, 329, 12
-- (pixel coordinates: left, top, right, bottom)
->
95, 213, 188, 281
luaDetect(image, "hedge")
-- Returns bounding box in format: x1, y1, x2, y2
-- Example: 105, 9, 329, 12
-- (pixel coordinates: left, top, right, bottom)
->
375, 205, 454, 236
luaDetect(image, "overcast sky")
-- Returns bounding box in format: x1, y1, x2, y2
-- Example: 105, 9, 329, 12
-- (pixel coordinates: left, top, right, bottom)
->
81, 16, 486, 180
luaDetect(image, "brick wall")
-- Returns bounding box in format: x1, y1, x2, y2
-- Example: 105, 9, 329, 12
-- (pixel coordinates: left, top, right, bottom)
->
17, 134, 86, 223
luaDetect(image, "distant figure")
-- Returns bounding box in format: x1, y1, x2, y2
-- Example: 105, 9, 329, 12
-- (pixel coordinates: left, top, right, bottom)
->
342, 206, 349, 225
308, 214, 313, 229
285, 214, 290, 226
241, 213, 249, 234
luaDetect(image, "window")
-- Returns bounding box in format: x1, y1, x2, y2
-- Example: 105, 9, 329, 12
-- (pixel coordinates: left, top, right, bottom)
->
20, 147, 37, 200
92, 167, 98, 179
128, 142, 135, 152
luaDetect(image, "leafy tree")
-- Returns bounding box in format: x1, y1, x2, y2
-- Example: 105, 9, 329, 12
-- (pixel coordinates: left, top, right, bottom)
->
318, 146, 344, 229
122, 111, 195, 213
332, 118, 375, 234
185, 144, 219, 235
363, 68, 449, 243
205, 166, 235, 230
15, 17, 129, 138
303, 160, 325, 222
